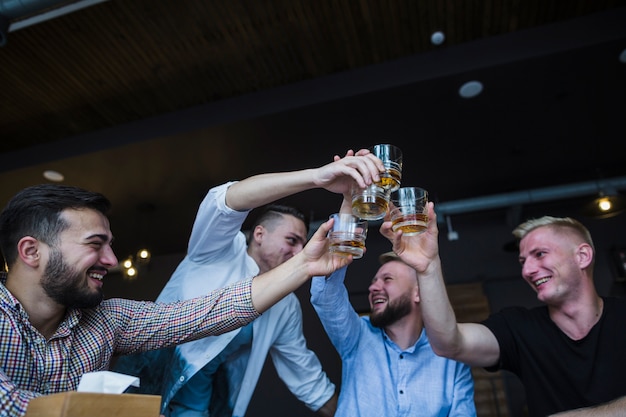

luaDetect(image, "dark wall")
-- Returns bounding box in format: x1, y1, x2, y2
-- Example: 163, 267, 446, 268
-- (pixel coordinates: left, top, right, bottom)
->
104, 205, 626, 416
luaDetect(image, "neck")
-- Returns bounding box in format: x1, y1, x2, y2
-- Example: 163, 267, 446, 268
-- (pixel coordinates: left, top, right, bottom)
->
384, 314, 424, 350
550, 293, 603, 340
5, 272, 65, 340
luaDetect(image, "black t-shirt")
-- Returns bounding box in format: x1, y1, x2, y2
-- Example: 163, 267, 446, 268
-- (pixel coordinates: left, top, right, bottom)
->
482, 296, 626, 417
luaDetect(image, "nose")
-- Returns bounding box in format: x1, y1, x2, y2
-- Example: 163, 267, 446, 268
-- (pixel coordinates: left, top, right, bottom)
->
101, 245, 118, 268
521, 258, 537, 279
368, 278, 382, 292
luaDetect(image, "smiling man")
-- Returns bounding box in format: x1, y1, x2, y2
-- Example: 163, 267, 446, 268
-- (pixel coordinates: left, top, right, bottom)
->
309, 196, 476, 417
0, 183, 354, 417
380, 205, 626, 417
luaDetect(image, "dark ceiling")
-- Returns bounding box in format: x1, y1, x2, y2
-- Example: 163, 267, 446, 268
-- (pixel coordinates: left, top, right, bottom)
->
1, 0, 626, 261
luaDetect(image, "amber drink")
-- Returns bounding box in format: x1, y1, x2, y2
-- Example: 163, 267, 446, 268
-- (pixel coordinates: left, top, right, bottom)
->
390, 187, 429, 236
351, 183, 390, 221
371, 144, 402, 191
328, 213, 368, 259
377, 166, 402, 191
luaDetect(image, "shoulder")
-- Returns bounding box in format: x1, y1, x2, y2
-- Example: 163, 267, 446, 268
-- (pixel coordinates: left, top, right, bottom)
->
481, 305, 549, 336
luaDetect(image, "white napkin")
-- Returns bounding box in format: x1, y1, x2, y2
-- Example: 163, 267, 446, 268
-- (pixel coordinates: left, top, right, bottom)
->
77, 371, 140, 394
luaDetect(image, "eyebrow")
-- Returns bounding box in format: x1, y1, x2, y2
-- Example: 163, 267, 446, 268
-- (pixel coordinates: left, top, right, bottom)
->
85, 233, 113, 243
289, 233, 306, 245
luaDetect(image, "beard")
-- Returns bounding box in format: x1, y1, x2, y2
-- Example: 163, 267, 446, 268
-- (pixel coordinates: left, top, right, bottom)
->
369, 292, 412, 328
41, 248, 103, 308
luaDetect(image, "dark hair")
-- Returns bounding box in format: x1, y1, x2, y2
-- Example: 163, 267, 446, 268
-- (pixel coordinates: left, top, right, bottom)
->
0, 184, 111, 268
246, 204, 309, 244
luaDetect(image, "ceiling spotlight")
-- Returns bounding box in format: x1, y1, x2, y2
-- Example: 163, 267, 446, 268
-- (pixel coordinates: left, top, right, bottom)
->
430, 31, 445, 45
581, 194, 626, 219
459, 81, 483, 98
43, 170, 64, 182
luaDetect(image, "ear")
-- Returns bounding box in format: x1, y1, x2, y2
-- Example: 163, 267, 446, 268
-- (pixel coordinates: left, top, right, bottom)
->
252, 225, 265, 244
413, 282, 421, 304
576, 243, 593, 269
17, 236, 42, 268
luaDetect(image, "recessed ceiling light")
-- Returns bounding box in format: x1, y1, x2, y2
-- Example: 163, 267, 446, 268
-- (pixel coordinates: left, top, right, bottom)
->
43, 170, 64, 182
430, 31, 445, 46
459, 81, 483, 98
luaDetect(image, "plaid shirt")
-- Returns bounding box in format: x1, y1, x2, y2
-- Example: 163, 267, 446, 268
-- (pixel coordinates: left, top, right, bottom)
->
0, 273, 259, 417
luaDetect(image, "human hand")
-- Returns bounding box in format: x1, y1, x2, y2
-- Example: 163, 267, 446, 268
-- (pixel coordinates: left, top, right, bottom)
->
312, 149, 385, 195
303, 217, 355, 276
379, 201, 440, 274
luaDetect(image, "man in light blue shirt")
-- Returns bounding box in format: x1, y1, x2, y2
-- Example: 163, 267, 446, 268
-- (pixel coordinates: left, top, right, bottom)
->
310, 247, 477, 417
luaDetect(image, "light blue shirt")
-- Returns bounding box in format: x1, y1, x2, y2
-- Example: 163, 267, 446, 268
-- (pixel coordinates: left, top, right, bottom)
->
310, 266, 477, 417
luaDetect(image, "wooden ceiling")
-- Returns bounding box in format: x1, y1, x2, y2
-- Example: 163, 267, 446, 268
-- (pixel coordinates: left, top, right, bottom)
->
3, 0, 625, 150
1, 0, 626, 260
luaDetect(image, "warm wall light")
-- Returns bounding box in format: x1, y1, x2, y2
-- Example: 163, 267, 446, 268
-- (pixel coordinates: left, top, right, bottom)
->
136, 248, 151, 264
582, 194, 626, 219
122, 256, 133, 270
597, 197, 612, 212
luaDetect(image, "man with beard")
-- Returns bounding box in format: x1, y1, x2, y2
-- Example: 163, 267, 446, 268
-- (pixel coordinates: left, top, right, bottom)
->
0, 184, 354, 417
309, 197, 476, 417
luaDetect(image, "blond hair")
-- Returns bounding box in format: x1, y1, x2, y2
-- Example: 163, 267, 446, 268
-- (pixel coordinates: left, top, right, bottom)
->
513, 216, 595, 253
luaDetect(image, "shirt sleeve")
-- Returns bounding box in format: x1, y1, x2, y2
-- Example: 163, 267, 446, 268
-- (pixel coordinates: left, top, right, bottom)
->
268, 295, 336, 411
310, 266, 362, 355
0, 368, 41, 417
450, 361, 478, 416
106, 278, 260, 355
187, 181, 249, 262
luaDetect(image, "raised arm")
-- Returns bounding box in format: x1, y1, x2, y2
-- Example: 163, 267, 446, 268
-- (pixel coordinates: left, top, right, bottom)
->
250, 217, 353, 312
379, 202, 500, 367
225, 149, 384, 211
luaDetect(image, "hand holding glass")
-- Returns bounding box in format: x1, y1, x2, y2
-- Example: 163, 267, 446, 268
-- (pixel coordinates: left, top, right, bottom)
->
390, 187, 429, 235
351, 182, 390, 221
328, 213, 368, 259
371, 144, 402, 191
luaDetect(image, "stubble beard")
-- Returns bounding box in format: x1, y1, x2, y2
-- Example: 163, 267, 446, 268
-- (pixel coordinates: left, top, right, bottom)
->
369, 292, 412, 328
41, 248, 103, 308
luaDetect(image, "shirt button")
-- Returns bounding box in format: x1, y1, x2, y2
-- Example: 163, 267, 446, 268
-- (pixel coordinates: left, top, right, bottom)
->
179, 376, 185, 382
399, 390, 404, 394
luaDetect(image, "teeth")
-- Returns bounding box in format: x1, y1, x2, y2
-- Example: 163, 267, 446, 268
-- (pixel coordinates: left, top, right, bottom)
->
534, 277, 550, 286
89, 273, 103, 281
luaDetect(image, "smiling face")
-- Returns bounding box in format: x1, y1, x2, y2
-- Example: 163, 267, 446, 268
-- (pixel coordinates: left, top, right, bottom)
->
40, 208, 118, 308
251, 214, 308, 274
518, 225, 590, 304
368, 260, 419, 328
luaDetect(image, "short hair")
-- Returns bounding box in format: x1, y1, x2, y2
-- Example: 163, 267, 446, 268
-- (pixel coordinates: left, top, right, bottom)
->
246, 204, 309, 244
379, 251, 403, 265
0, 184, 111, 268
512, 215, 595, 252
